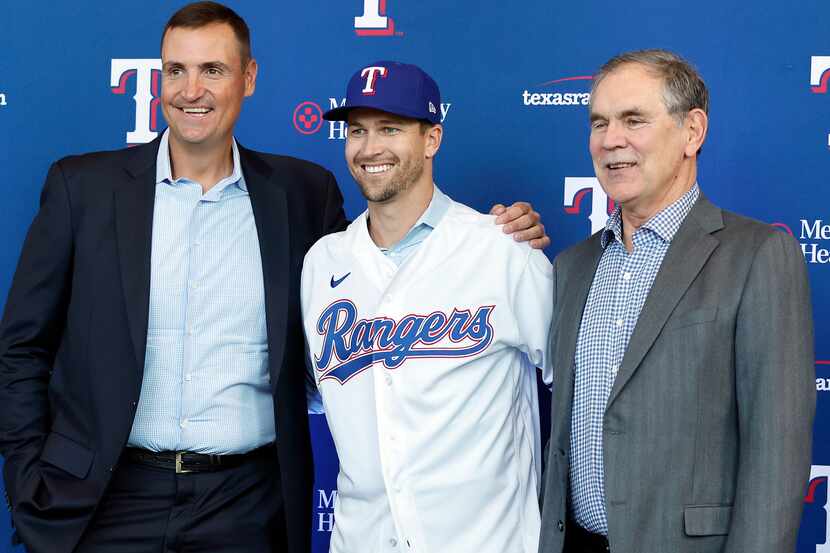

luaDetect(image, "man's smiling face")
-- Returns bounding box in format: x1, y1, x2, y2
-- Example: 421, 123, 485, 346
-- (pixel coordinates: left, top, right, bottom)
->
589, 62, 689, 213
345, 108, 437, 203
160, 22, 256, 151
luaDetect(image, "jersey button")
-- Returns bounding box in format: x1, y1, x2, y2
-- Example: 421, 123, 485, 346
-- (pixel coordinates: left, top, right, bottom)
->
385, 374, 392, 386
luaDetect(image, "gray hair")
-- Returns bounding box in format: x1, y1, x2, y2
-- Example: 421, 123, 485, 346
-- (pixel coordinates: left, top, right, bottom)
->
591, 49, 709, 124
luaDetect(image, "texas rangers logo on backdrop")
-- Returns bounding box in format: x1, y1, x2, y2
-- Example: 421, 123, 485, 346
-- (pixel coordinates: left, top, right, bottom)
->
811, 56, 830, 147
111, 59, 162, 145
804, 465, 830, 552
564, 177, 615, 235
354, 0, 400, 36
314, 300, 495, 384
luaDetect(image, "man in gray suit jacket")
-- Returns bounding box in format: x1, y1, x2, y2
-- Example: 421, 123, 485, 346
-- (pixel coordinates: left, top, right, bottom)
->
539, 49, 815, 553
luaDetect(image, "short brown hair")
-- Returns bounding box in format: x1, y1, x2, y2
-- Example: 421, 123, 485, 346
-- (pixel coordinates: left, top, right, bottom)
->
591, 49, 709, 124
162, 2, 252, 64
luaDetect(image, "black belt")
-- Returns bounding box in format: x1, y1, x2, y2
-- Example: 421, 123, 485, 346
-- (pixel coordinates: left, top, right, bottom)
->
123, 444, 273, 474
566, 520, 610, 553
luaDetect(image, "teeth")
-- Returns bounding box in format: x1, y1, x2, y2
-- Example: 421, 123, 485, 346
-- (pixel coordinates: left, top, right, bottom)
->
608, 162, 635, 169
182, 107, 211, 114
364, 164, 392, 174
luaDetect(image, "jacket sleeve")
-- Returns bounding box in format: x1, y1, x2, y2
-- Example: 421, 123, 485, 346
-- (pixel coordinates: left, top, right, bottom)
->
724, 230, 815, 553
322, 170, 348, 235
0, 161, 74, 507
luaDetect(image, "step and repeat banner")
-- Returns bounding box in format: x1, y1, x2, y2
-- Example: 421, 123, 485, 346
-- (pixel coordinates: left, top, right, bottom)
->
1, 1, 829, 551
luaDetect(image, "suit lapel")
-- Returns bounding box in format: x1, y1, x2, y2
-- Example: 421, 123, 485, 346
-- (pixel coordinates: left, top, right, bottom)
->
555, 235, 604, 439
114, 138, 160, 381
606, 195, 724, 409
240, 146, 290, 391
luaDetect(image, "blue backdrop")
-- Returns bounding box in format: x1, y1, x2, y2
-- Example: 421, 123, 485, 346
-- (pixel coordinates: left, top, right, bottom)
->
1, 1, 828, 551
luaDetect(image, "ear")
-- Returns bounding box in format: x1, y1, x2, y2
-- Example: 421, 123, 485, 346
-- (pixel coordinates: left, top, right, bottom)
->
424, 124, 443, 159
244, 58, 258, 97
684, 108, 707, 157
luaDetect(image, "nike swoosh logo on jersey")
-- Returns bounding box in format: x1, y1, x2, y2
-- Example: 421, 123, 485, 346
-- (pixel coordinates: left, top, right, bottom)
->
330, 272, 351, 288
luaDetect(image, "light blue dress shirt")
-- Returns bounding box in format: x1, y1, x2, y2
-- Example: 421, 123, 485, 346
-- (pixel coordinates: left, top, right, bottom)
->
127, 130, 276, 454
377, 185, 451, 266
569, 184, 700, 534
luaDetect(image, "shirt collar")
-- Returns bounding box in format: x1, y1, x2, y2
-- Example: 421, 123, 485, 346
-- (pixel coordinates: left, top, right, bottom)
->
155, 129, 246, 195
600, 183, 700, 249
413, 184, 451, 231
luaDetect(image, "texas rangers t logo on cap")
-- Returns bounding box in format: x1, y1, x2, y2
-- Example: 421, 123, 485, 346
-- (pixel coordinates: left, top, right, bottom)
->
360, 66, 388, 95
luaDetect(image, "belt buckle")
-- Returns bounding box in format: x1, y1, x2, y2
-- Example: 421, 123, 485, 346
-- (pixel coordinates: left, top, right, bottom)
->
175, 452, 192, 474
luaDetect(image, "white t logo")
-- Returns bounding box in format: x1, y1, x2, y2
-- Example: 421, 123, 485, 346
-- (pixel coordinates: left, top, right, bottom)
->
807, 465, 830, 552
355, 0, 395, 36
361, 66, 388, 95
110, 59, 162, 144
810, 56, 830, 147
563, 177, 611, 235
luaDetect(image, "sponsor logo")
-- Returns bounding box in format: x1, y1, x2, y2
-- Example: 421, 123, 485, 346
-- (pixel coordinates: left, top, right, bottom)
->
811, 56, 830, 147
0, 91, 6, 107
355, 0, 397, 36
773, 220, 830, 264
294, 97, 452, 138
316, 488, 337, 532
314, 300, 495, 384
805, 466, 830, 551
293, 101, 324, 135
330, 272, 351, 288
563, 177, 614, 235
111, 59, 162, 144
522, 75, 592, 107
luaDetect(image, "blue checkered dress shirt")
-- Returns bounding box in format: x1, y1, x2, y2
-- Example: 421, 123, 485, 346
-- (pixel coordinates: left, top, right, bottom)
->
569, 184, 700, 534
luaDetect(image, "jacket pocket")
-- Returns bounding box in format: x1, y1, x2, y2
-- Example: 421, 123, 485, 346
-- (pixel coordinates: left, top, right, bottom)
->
39, 432, 94, 479
683, 504, 732, 536
665, 306, 718, 331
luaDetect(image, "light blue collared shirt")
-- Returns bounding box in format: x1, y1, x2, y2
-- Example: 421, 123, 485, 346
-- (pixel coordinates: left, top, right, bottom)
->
127, 130, 275, 454
376, 185, 451, 266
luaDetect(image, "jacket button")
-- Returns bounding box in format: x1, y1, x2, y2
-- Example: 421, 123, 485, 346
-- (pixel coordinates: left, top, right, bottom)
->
558, 520, 564, 532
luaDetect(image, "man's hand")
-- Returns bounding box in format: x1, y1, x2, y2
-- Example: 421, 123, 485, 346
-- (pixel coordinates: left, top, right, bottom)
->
490, 202, 550, 250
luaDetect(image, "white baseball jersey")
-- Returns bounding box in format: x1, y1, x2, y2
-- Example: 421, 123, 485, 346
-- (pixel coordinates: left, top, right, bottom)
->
301, 197, 553, 553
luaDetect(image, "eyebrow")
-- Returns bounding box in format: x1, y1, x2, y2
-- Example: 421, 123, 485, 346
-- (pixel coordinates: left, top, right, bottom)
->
162, 61, 232, 71
589, 107, 648, 122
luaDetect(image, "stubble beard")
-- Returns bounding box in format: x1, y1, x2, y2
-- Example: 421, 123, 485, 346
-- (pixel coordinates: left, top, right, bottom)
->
354, 157, 425, 203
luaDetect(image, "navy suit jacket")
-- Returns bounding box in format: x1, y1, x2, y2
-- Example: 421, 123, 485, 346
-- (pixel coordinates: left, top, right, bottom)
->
0, 137, 347, 553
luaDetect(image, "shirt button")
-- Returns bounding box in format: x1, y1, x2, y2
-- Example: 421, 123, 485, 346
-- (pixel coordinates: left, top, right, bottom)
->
623, 271, 632, 281
389, 539, 397, 547
185, 373, 193, 382
180, 419, 188, 428
615, 319, 624, 327
189, 281, 198, 289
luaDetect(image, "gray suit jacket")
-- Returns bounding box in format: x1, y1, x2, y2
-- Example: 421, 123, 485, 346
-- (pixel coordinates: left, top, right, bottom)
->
539, 194, 815, 553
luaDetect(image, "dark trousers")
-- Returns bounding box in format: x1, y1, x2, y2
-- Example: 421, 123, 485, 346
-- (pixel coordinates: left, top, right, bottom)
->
74, 447, 286, 553
564, 520, 610, 553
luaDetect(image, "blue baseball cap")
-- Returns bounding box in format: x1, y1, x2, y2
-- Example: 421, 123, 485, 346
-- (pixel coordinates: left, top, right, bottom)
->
323, 61, 442, 125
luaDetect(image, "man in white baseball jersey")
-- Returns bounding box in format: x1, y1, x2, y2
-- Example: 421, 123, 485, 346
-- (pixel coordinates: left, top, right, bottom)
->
300, 61, 553, 553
